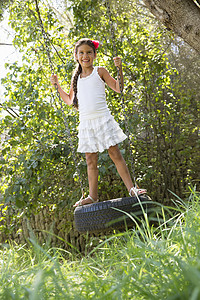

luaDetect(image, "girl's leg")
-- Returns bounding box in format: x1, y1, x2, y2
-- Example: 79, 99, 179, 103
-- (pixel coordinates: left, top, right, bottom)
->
85, 152, 98, 202
108, 145, 146, 196
73, 152, 98, 206
108, 145, 133, 191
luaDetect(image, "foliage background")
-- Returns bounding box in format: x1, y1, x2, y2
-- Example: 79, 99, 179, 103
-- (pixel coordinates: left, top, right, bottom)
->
0, 0, 199, 238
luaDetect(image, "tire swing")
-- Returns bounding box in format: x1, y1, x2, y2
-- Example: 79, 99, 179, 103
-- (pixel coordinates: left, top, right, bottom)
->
74, 195, 153, 233
35, 0, 153, 234
74, 0, 153, 234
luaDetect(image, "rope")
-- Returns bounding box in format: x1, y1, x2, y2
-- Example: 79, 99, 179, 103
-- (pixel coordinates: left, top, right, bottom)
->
34, 0, 84, 195
105, 0, 137, 187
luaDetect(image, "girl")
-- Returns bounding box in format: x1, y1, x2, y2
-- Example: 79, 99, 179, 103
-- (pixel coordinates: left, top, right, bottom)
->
50, 38, 146, 207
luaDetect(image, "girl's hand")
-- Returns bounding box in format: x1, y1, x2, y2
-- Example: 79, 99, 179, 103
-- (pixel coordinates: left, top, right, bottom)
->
50, 74, 59, 86
113, 57, 122, 68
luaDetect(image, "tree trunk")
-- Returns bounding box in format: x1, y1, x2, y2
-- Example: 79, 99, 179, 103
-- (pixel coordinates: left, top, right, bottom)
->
143, 0, 200, 53
0, 205, 115, 253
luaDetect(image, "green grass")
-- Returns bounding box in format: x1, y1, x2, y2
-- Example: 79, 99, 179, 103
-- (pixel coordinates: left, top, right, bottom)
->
0, 188, 200, 300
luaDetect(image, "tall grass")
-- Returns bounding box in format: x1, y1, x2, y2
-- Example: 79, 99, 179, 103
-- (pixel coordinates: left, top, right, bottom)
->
0, 188, 200, 299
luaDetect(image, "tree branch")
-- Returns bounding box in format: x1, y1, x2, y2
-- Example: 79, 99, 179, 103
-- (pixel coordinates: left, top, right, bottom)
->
143, 0, 200, 53
0, 43, 13, 46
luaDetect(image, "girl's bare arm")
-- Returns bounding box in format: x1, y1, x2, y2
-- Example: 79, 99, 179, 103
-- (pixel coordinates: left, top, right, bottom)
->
98, 57, 124, 93
50, 74, 74, 105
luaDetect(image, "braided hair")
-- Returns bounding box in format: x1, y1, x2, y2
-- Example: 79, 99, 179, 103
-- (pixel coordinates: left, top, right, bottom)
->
72, 38, 97, 109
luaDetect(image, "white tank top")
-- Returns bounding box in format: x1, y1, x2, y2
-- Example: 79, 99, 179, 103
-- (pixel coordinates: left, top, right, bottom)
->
77, 66, 110, 121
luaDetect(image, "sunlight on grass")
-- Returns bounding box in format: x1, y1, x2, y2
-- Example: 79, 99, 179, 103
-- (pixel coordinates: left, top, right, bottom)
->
0, 188, 200, 299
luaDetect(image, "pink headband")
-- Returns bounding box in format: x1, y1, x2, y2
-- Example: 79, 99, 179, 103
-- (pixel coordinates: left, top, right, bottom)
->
91, 40, 99, 49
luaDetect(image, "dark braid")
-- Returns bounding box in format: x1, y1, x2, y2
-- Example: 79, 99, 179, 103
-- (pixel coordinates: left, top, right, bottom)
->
72, 38, 97, 109
72, 63, 82, 109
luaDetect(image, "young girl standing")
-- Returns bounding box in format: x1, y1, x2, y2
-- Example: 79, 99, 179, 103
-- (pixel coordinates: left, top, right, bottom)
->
50, 38, 146, 207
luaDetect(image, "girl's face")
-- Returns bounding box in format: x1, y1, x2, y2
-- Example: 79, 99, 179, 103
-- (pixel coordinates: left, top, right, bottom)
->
75, 44, 96, 68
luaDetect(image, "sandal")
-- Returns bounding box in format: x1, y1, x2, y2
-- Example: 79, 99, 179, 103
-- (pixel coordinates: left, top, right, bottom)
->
129, 187, 147, 197
73, 195, 99, 207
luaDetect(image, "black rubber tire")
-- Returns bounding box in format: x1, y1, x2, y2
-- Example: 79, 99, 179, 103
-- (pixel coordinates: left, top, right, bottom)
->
74, 194, 153, 233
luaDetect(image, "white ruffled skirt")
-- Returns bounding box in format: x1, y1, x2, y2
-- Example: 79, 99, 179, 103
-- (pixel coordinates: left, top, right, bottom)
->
77, 113, 127, 153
